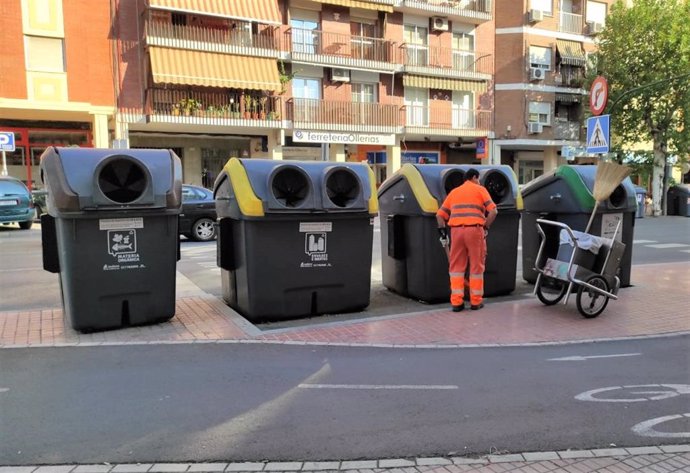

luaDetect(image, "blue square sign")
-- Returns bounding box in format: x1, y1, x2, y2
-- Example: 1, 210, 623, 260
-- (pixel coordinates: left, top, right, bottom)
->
0, 132, 16, 152
586, 115, 610, 154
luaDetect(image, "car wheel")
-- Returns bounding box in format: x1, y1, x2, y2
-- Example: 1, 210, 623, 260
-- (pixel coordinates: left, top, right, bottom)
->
19, 220, 33, 230
191, 217, 216, 241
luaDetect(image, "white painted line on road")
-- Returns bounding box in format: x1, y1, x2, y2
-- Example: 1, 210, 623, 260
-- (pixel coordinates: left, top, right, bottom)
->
548, 353, 640, 361
633, 239, 657, 244
0, 387, 9, 393
0, 267, 43, 272
575, 384, 690, 402
645, 243, 690, 249
632, 413, 690, 438
298, 384, 458, 390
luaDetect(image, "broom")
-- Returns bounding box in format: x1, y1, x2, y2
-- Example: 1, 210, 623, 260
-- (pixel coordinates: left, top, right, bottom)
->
585, 161, 632, 233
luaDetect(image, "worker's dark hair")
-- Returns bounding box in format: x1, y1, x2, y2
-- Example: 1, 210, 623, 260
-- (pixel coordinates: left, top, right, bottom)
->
466, 168, 480, 181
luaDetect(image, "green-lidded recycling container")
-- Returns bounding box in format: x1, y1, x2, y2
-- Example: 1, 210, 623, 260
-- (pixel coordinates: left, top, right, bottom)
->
214, 158, 377, 322
667, 184, 690, 216
521, 165, 637, 287
40, 147, 182, 332
377, 164, 522, 303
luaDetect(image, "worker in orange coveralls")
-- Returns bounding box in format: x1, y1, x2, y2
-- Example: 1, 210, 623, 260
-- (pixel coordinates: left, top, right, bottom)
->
436, 168, 498, 312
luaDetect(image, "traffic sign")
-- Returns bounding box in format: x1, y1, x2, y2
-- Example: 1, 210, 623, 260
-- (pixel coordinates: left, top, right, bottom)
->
0, 132, 15, 152
476, 137, 487, 159
586, 114, 610, 154
590, 76, 609, 116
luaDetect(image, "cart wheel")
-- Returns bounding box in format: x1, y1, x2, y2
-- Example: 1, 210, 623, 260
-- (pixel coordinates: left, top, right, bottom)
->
536, 276, 568, 305
576, 275, 610, 318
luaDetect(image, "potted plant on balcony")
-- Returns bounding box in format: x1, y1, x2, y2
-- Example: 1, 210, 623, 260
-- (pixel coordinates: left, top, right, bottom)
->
243, 95, 254, 119
178, 98, 202, 116
258, 97, 268, 119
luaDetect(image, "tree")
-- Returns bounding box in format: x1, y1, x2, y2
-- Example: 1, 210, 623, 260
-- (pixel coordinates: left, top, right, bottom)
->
592, 0, 690, 215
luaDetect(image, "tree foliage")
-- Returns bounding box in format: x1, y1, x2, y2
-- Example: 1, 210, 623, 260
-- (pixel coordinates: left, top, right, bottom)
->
592, 0, 690, 215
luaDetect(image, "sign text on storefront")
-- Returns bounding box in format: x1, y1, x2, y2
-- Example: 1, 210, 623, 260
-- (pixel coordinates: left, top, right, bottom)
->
293, 130, 396, 146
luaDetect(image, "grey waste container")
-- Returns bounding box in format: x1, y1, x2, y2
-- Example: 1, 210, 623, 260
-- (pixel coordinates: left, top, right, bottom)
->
521, 165, 637, 287
214, 158, 377, 322
667, 184, 690, 216
377, 164, 522, 303
40, 147, 182, 332
634, 186, 646, 218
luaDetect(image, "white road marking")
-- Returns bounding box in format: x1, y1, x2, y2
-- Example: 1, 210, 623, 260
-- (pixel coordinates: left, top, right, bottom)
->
644, 243, 690, 249
0, 388, 9, 393
632, 413, 690, 438
0, 268, 43, 272
633, 239, 657, 244
575, 384, 690, 403
299, 384, 458, 390
548, 353, 641, 362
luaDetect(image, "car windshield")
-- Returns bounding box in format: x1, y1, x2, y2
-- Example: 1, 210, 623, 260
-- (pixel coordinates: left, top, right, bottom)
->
0, 181, 29, 195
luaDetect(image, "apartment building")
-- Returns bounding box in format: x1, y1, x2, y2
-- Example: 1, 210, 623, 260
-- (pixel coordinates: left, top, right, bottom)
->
112, 0, 495, 187
494, 0, 614, 185
0, 0, 115, 189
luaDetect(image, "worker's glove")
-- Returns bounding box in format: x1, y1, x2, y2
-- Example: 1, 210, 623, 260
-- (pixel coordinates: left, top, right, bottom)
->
437, 227, 448, 240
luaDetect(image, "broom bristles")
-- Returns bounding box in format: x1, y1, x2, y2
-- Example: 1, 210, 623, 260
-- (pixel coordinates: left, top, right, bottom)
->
592, 162, 631, 202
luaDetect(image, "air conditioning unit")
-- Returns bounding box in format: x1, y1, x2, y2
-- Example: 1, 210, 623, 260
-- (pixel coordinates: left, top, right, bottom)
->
528, 122, 544, 134
530, 67, 545, 81
587, 21, 603, 35
528, 9, 544, 23
331, 68, 350, 82
432, 16, 449, 31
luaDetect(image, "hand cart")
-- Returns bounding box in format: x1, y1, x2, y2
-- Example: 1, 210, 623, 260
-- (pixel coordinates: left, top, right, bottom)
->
533, 218, 626, 318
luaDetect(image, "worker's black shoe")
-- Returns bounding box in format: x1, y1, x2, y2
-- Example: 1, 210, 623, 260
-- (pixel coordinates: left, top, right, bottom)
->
470, 303, 484, 311
452, 304, 465, 312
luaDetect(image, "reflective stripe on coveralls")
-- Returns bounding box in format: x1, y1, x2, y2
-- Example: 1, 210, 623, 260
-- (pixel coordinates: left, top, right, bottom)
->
449, 225, 486, 306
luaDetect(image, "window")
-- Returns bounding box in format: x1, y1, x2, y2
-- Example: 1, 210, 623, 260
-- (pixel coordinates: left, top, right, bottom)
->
518, 160, 544, 185
529, 102, 551, 125
452, 32, 475, 71
352, 83, 377, 103
351, 20, 377, 60
452, 91, 474, 128
25, 35, 65, 72
586, 1, 607, 24
403, 24, 428, 66
292, 78, 321, 100
529, 46, 552, 70
531, 0, 553, 15
291, 17, 319, 54
405, 88, 428, 126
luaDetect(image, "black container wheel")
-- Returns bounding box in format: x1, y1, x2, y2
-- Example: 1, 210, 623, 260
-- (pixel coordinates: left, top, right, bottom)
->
535, 275, 568, 305
576, 275, 610, 318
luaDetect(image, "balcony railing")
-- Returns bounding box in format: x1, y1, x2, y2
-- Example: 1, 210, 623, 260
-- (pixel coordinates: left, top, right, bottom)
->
556, 67, 586, 87
554, 120, 582, 140
145, 88, 283, 124
145, 19, 281, 55
287, 28, 398, 70
559, 12, 583, 35
287, 98, 404, 132
401, 44, 493, 77
402, 0, 492, 20
405, 104, 492, 132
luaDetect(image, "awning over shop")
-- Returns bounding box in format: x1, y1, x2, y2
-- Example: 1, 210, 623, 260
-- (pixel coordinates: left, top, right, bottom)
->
555, 93, 582, 103
148, 0, 282, 25
556, 40, 586, 66
312, 0, 393, 13
149, 47, 282, 91
402, 75, 487, 93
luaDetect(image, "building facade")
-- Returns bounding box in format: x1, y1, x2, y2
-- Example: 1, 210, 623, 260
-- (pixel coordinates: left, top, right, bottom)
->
0, 0, 115, 189
493, 0, 614, 184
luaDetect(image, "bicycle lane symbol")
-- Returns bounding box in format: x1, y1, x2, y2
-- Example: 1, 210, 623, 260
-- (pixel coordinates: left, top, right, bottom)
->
574, 384, 690, 438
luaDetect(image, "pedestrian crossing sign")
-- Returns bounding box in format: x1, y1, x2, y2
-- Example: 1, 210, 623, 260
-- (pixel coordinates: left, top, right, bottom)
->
586, 115, 610, 154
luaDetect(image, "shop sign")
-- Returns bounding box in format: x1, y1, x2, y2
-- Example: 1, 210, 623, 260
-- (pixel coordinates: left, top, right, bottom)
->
293, 130, 396, 146
402, 151, 439, 164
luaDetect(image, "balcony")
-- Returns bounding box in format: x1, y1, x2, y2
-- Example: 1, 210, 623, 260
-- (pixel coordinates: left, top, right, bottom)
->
555, 67, 586, 88
145, 19, 281, 58
559, 12, 583, 35
145, 88, 283, 128
400, 0, 492, 23
404, 104, 492, 136
402, 44, 492, 80
287, 98, 404, 133
287, 28, 398, 73
554, 120, 582, 141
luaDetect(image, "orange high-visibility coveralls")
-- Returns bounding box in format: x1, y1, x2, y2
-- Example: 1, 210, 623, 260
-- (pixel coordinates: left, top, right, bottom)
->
436, 181, 497, 307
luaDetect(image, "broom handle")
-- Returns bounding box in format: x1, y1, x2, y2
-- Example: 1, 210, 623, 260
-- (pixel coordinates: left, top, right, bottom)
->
585, 204, 598, 233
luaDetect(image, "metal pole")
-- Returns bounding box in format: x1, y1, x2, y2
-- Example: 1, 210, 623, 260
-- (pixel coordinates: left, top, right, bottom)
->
1, 151, 7, 176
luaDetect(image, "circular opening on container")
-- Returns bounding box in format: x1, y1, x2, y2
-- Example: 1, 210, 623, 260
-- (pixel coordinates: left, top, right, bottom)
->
483, 171, 510, 204
271, 167, 310, 208
325, 169, 360, 208
98, 157, 147, 204
442, 169, 465, 196
608, 184, 627, 208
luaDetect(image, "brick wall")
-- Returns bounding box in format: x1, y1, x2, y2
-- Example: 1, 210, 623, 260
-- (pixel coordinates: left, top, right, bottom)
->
114, 0, 145, 110
0, 0, 27, 99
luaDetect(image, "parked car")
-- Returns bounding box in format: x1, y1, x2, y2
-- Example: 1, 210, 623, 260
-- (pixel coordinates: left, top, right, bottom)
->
32, 188, 48, 220
0, 177, 35, 230
179, 184, 217, 241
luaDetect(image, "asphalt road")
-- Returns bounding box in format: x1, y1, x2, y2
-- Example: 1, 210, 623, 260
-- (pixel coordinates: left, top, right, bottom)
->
1, 336, 688, 464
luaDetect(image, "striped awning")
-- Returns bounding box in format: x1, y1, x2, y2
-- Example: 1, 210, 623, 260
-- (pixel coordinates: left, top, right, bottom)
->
148, 0, 281, 25
149, 47, 281, 91
402, 75, 487, 93
312, 0, 393, 13
555, 93, 582, 103
556, 40, 586, 66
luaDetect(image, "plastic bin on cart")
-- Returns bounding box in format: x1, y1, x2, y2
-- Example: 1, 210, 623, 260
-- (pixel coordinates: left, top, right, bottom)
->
377, 164, 522, 303
213, 158, 377, 322
40, 147, 182, 332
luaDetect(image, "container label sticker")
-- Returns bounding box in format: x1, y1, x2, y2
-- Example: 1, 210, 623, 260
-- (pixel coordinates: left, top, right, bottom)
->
299, 222, 332, 232
300, 232, 332, 268
103, 229, 144, 271
601, 213, 623, 242
99, 217, 144, 230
